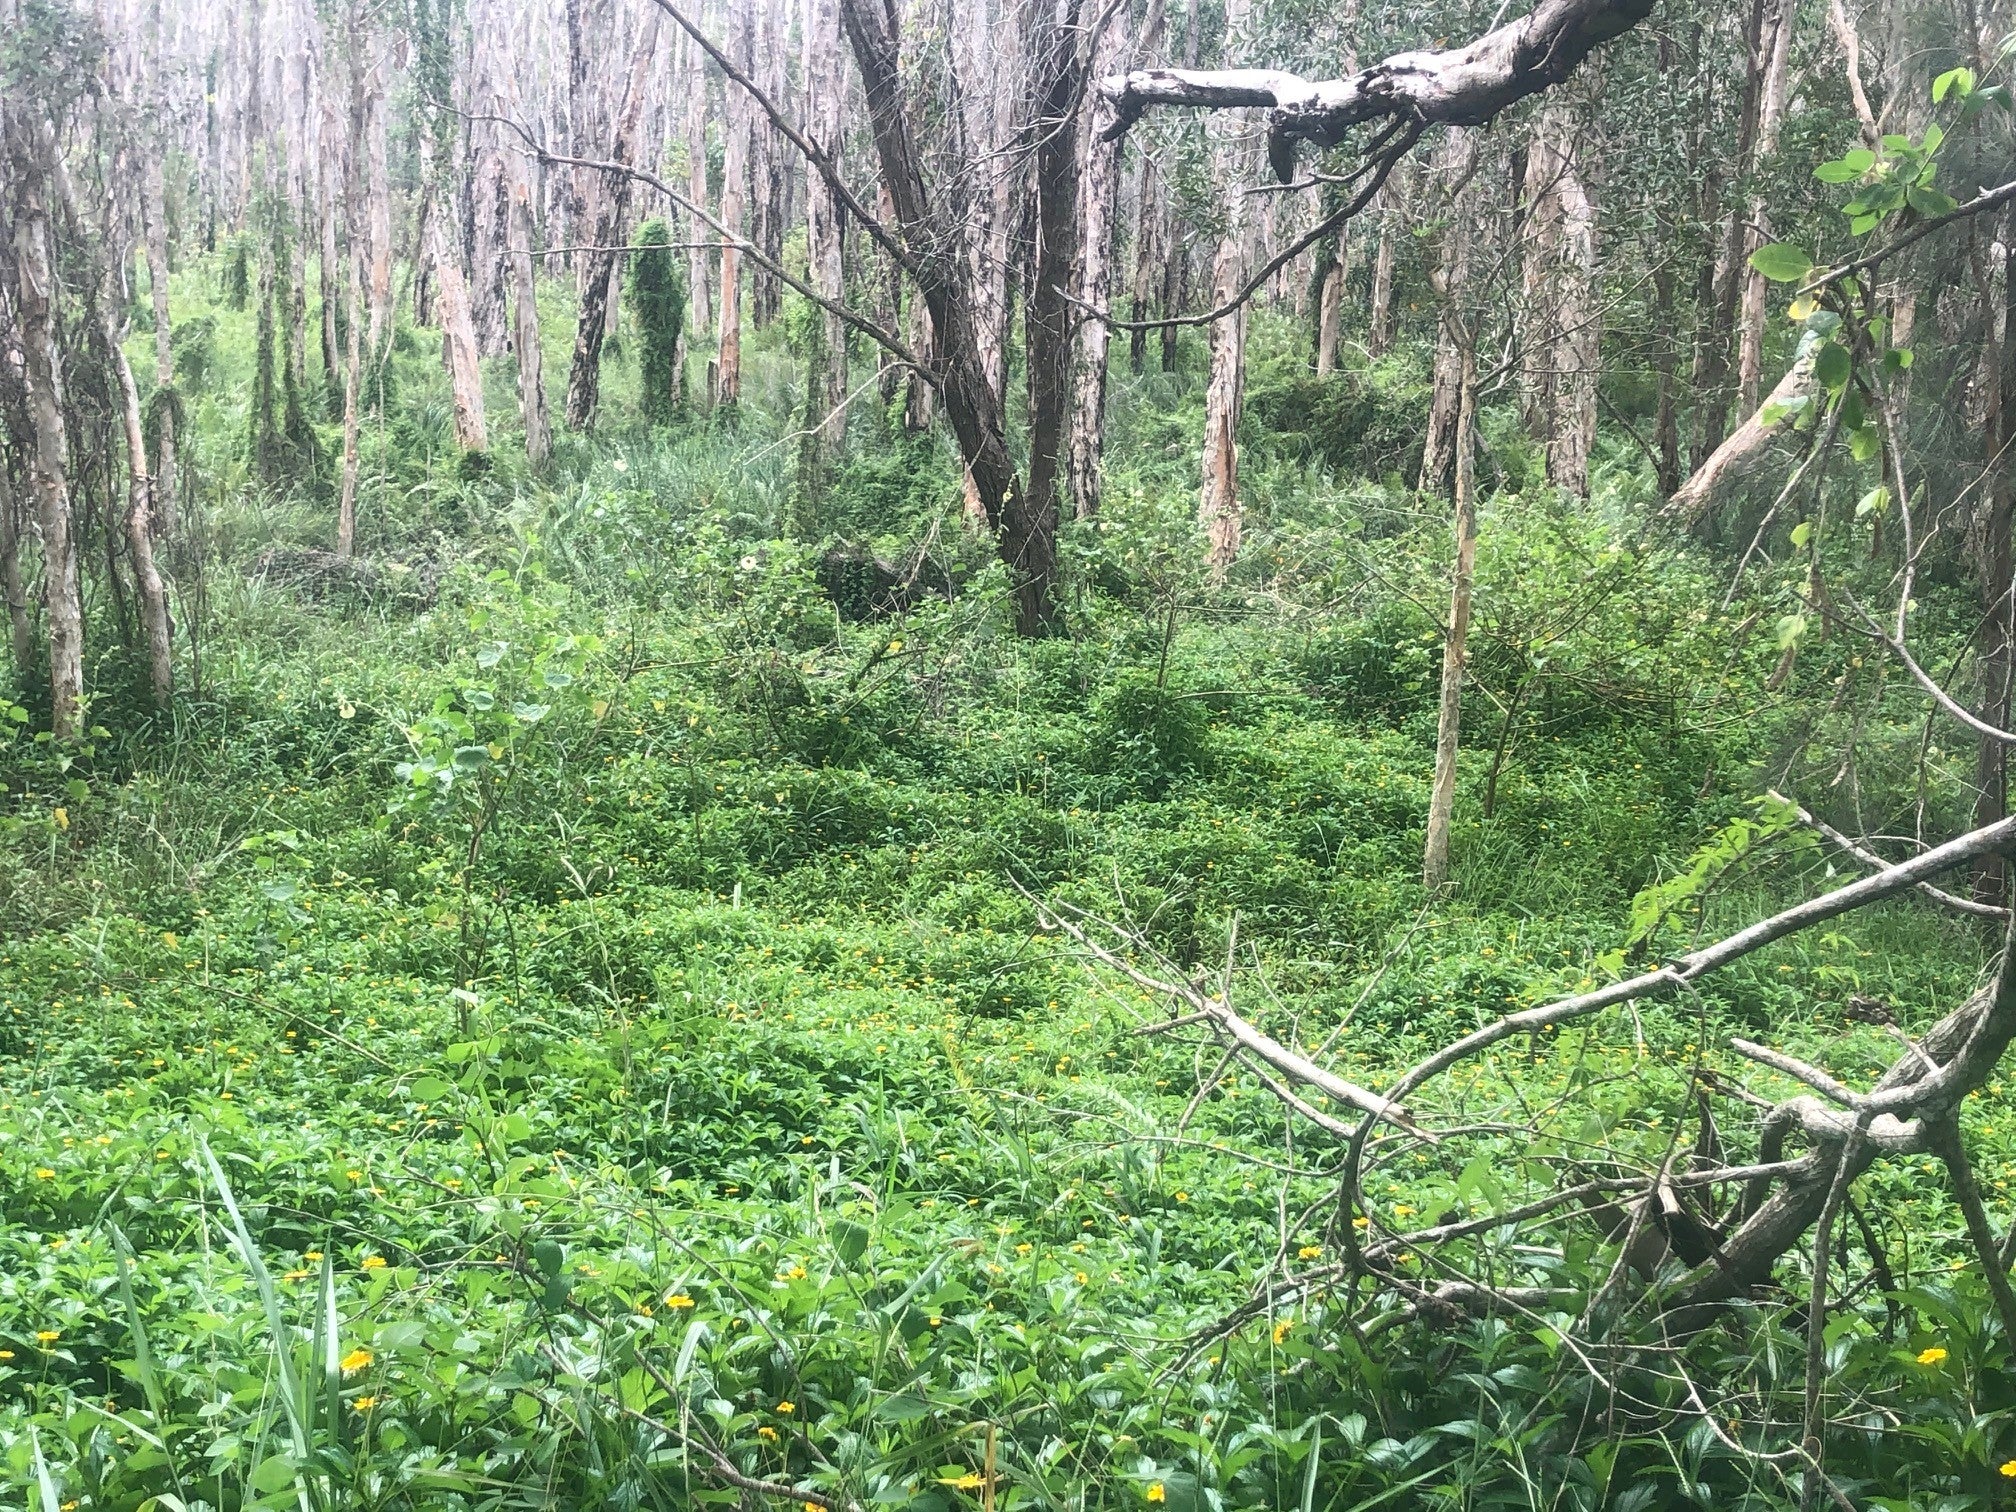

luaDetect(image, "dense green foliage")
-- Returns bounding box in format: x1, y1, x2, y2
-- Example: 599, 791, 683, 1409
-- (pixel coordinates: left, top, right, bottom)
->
4, 222, 2016, 1512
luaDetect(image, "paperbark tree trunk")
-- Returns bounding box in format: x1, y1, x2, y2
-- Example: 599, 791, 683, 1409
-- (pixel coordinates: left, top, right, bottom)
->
1314, 225, 1346, 375
141, 153, 180, 535
685, 30, 714, 408
799, 0, 849, 505
1367, 190, 1396, 356
1423, 344, 1477, 891
1419, 136, 1478, 494
0, 467, 32, 684
336, 14, 385, 558
1198, 0, 1251, 582
1518, 90, 1598, 495
1972, 213, 2016, 906
715, 0, 750, 409
1067, 8, 1128, 519
102, 287, 174, 708
8, 114, 84, 737
318, 92, 344, 397
509, 182, 552, 470
1735, 0, 1794, 420
565, 9, 661, 430
568, 0, 615, 275
430, 211, 490, 450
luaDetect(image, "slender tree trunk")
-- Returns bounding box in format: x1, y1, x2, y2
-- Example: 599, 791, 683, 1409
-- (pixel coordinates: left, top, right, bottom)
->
1067, 7, 1128, 519
1367, 202, 1396, 357
0, 467, 32, 684
1314, 226, 1347, 376
1424, 344, 1478, 891
8, 117, 84, 736
799, 0, 849, 507
336, 15, 383, 558
685, 30, 714, 408
509, 182, 552, 469
1420, 136, 1478, 494
1974, 213, 2016, 905
1022, 0, 1088, 626
1735, 0, 1794, 419
1652, 261, 1681, 495
1198, 0, 1249, 581
715, 0, 749, 409
318, 94, 344, 395
566, 10, 660, 429
102, 294, 174, 708
141, 153, 180, 535
1519, 90, 1599, 495
431, 212, 489, 450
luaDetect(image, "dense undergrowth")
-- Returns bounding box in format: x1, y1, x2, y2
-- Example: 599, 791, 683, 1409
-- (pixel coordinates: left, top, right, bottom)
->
3, 259, 2014, 1512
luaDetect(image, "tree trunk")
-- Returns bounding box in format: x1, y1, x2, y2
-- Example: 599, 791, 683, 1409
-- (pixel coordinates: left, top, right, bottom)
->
0, 460, 35, 684
1735, 0, 1794, 420
509, 182, 552, 470
8, 116, 84, 737
1518, 90, 1598, 495
1973, 212, 2016, 905
141, 152, 180, 536
1022, 0, 1088, 626
1420, 136, 1478, 494
431, 211, 490, 450
1314, 226, 1346, 376
568, 0, 614, 280
565, 9, 661, 430
1423, 343, 1478, 891
1199, 0, 1250, 582
1067, 8, 1128, 519
799, 0, 849, 507
1367, 190, 1396, 357
318, 92, 344, 397
715, 0, 749, 409
102, 289, 174, 708
1652, 261, 1681, 495
685, 30, 714, 409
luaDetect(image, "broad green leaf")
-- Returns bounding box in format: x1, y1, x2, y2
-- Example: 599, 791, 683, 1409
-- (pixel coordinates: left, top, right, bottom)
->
1933, 65, 1974, 102
1749, 243, 1812, 282
1790, 521, 1813, 549
1814, 341, 1851, 390
1857, 485, 1891, 518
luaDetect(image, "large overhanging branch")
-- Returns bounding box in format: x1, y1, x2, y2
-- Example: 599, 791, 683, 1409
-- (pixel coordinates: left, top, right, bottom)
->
1100, 0, 1655, 180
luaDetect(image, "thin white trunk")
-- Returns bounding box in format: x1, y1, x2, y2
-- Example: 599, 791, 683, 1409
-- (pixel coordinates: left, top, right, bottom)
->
1423, 345, 1478, 892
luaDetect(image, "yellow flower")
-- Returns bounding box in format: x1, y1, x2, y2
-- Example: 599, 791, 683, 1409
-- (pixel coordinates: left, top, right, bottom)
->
1273, 1319, 1292, 1345
361, 1256, 388, 1271
1075, 1270, 1090, 1284
1146, 1484, 1166, 1504
1015, 1243, 1033, 1255
0, 1350, 13, 1359
35, 1330, 60, 1345
1174, 1192, 1189, 1203
34, 1169, 54, 1180
283, 1269, 311, 1282
776, 1401, 795, 1414
927, 1316, 943, 1327
1297, 1245, 1322, 1260
665, 1293, 695, 1309
779, 1264, 807, 1281
351, 1395, 378, 1412
1917, 1346, 1948, 1366
340, 1348, 373, 1374
757, 1426, 780, 1442
938, 1474, 986, 1491
304, 1251, 324, 1261
2001, 1460, 2016, 1478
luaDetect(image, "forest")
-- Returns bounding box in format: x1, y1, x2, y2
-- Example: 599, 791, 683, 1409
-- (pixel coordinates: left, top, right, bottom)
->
4, 0, 2016, 1505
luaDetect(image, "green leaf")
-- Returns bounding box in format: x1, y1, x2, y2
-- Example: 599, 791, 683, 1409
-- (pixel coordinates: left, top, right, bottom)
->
1921, 123, 1944, 155
1856, 485, 1891, 518
1814, 160, 1860, 183
1790, 521, 1813, 549
1933, 65, 1974, 102
1907, 185, 1958, 217
832, 1218, 871, 1267
1749, 243, 1813, 282
1814, 342, 1852, 390
1776, 614, 1809, 651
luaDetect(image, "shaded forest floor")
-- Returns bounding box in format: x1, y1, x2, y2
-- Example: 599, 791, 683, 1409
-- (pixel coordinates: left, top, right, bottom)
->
1, 262, 2010, 1511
